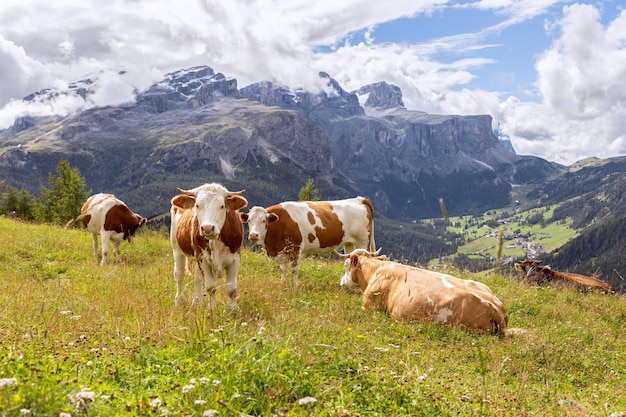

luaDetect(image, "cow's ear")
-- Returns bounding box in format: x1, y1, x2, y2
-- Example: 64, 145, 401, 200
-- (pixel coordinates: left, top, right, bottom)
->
226, 195, 248, 211
267, 213, 279, 223
171, 194, 195, 210
240, 212, 249, 222
350, 254, 359, 268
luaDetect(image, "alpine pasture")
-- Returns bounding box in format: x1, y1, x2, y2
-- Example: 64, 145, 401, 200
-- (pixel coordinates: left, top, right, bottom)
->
1, 217, 624, 416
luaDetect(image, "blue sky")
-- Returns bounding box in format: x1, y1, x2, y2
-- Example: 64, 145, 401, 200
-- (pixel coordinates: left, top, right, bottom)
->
0, 0, 625, 165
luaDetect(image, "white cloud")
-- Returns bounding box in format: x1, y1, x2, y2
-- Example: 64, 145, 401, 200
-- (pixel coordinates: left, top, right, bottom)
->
499, 3, 626, 164
0, 0, 624, 165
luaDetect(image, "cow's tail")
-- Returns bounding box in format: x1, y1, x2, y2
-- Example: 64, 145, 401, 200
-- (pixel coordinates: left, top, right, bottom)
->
64, 214, 86, 229
363, 197, 376, 252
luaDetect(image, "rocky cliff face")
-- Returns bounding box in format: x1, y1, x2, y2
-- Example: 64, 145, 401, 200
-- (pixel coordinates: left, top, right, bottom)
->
0, 65, 554, 220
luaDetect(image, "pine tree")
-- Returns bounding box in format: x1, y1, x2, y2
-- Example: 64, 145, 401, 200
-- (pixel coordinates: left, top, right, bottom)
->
35, 160, 90, 225
298, 178, 320, 201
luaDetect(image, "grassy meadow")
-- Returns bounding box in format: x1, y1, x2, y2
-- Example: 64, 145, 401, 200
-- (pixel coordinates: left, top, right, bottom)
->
443, 206, 578, 259
0, 216, 625, 416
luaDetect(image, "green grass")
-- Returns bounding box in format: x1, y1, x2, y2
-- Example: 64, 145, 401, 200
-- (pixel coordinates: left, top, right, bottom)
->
1, 217, 625, 416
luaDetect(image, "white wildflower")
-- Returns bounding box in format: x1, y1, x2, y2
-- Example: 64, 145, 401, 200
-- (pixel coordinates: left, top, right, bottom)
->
194, 399, 207, 405
149, 398, 162, 408
212, 380, 221, 387
20, 409, 31, 415
0, 377, 17, 387
182, 384, 195, 393
60, 310, 72, 315
75, 388, 96, 401
297, 396, 317, 405
70, 316, 81, 320
199, 377, 210, 385
59, 413, 72, 417
190, 378, 197, 385
203, 410, 218, 417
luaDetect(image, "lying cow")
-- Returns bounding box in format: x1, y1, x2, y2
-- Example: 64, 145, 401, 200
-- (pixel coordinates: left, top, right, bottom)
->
75, 193, 146, 265
170, 183, 248, 316
240, 197, 375, 287
340, 250, 509, 335
514, 259, 614, 293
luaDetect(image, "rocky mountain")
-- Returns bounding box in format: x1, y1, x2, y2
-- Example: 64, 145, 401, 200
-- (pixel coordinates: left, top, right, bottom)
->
0, 65, 555, 222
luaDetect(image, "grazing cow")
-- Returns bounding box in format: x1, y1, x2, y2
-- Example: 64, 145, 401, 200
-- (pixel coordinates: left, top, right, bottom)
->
514, 259, 614, 293
78, 193, 146, 265
340, 250, 509, 335
170, 183, 248, 316
240, 197, 375, 287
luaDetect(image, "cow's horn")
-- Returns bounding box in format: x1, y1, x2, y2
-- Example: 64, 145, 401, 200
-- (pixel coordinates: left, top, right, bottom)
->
229, 189, 246, 196
335, 250, 350, 258
177, 187, 195, 195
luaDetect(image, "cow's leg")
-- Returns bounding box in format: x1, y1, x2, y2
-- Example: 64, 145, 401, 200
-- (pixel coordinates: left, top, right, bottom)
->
192, 261, 207, 308
113, 239, 122, 264
279, 262, 289, 287
172, 239, 187, 307
172, 250, 186, 307
291, 255, 301, 288
99, 232, 110, 266
223, 258, 240, 314
91, 233, 99, 258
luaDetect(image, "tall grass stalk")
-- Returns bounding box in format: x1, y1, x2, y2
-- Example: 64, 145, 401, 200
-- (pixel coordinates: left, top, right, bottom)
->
0, 217, 625, 416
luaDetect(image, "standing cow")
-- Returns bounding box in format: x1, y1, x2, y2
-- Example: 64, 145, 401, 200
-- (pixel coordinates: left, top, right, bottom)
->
170, 183, 248, 317
78, 193, 147, 265
340, 249, 509, 335
240, 197, 375, 287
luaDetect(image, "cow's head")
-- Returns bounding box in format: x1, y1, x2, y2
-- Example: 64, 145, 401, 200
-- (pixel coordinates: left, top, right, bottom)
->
514, 259, 543, 275
240, 206, 279, 244
124, 214, 148, 241
338, 248, 385, 288
172, 183, 247, 239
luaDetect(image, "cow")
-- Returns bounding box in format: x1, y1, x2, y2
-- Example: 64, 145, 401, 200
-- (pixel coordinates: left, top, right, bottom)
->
76, 193, 147, 265
339, 249, 509, 335
514, 259, 614, 293
170, 183, 248, 317
240, 197, 375, 287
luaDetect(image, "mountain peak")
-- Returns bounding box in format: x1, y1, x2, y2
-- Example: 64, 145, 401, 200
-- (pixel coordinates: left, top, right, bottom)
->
356, 81, 405, 110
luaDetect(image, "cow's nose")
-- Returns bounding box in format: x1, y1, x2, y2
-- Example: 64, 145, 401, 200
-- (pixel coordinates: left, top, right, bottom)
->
249, 232, 259, 241
201, 224, 215, 237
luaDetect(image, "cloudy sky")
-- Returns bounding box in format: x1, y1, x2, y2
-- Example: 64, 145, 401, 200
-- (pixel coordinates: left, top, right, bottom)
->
1, 0, 625, 165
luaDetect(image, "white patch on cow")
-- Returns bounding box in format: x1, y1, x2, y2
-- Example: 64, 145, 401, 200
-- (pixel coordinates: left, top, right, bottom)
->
426, 295, 435, 306
340, 258, 356, 287
440, 275, 455, 289
340, 271, 355, 287
437, 307, 454, 323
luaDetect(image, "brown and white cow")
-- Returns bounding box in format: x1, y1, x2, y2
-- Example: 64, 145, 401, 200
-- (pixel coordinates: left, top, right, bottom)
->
514, 259, 614, 293
170, 183, 248, 315
79, 193, 147, 265
240, 197, 375, 287
340, 250, 509, 335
